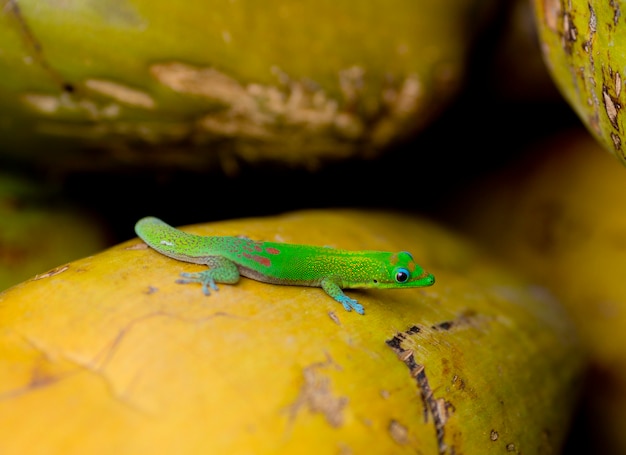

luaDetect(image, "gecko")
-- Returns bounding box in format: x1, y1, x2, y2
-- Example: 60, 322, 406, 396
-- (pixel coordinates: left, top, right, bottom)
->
134, 217, 435, 315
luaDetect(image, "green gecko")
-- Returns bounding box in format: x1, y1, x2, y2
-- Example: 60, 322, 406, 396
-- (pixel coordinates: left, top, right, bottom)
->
134, 216, 435, 315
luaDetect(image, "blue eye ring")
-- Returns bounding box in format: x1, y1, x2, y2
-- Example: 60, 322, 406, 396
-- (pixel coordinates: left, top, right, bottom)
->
395, 267, 410, 283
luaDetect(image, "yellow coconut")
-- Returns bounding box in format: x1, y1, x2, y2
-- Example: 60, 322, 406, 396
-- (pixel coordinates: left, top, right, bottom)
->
0, 0, 496, 173
0, 209, 583, 454
444, 129, 626, 452
531, 0, 626, 164
0, 172, 109, 292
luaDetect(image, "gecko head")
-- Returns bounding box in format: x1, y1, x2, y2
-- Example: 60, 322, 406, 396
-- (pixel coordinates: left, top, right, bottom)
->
371, 251, 435, 289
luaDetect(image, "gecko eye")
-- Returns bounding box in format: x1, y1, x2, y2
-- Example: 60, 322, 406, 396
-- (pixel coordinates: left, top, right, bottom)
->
395, 268, 410, 283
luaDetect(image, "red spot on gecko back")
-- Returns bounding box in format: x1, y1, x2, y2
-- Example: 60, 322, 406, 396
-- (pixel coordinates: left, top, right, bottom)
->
243, 252, 271, 267
390, 253, 399, 265
265, 247, 280, 255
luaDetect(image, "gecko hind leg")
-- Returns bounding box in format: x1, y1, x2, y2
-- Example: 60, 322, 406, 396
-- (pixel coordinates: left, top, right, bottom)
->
177, 271, 219, 295
176, 257, 240, 296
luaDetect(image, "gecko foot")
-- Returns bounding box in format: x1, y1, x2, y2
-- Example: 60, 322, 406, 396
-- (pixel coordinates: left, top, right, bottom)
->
337, 296, 365, 315
177, 271, 219, 296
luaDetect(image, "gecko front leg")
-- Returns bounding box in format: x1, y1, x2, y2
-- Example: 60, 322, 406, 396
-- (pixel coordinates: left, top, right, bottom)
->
176, 256, 240, 295
321, 277, 365, 315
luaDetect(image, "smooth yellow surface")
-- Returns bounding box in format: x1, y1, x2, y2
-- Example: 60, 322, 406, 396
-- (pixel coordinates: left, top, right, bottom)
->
0, 209, 582, 454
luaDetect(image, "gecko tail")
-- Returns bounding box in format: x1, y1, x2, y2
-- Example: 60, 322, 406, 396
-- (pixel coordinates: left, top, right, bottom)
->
135, 216, 212, 264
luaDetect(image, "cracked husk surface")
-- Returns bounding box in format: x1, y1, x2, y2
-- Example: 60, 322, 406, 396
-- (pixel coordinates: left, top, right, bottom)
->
0, 0, 493, 172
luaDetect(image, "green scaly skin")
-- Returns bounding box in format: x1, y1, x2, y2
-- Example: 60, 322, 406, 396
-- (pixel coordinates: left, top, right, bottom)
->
134, 217, 435, 315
